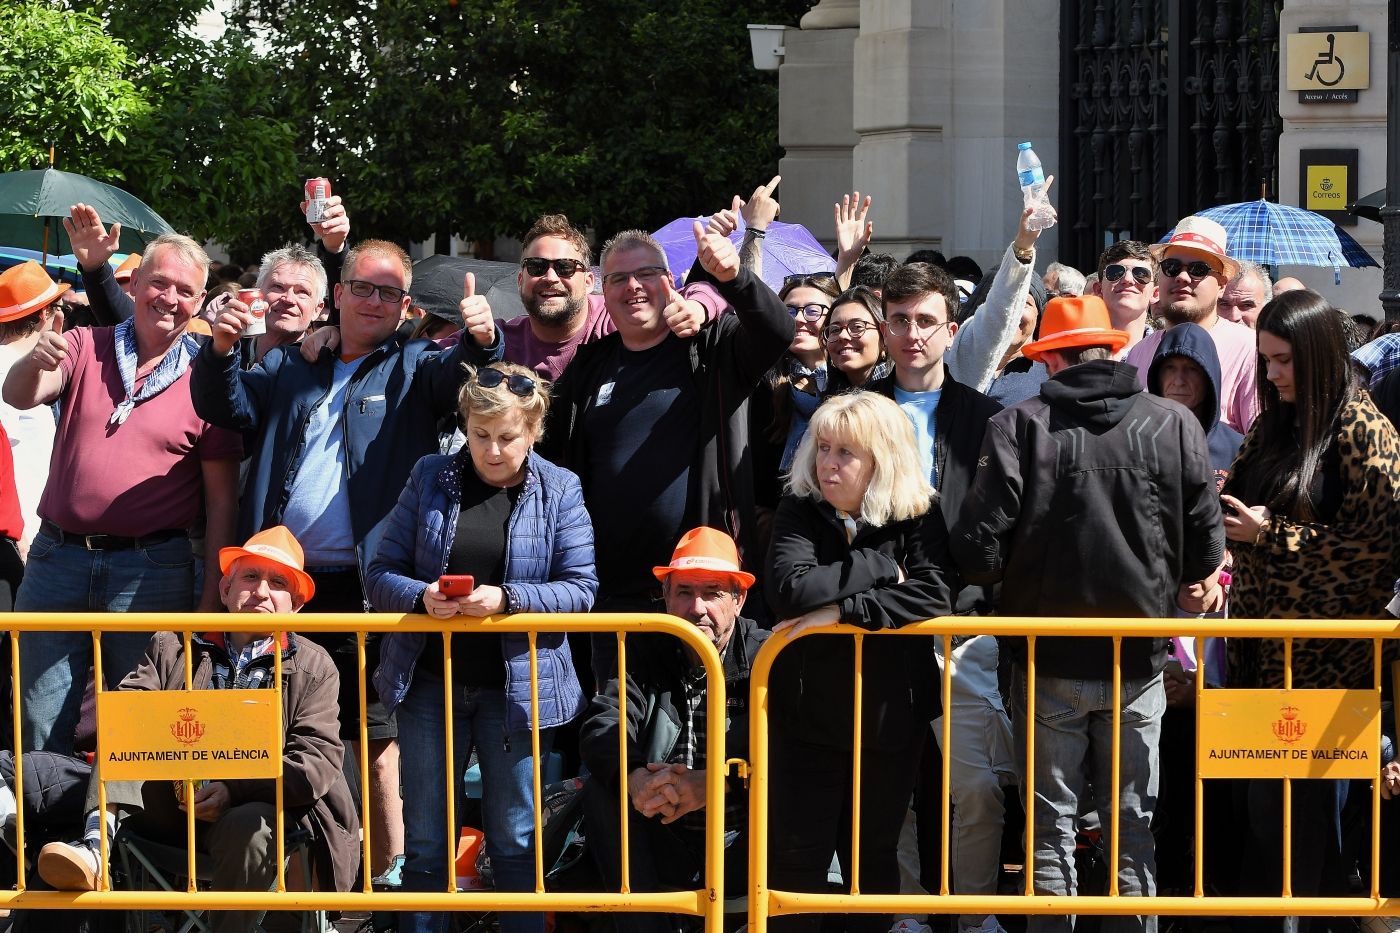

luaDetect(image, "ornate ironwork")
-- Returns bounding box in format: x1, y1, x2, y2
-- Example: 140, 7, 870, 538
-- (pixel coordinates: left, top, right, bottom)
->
1058, 0, 1281, 271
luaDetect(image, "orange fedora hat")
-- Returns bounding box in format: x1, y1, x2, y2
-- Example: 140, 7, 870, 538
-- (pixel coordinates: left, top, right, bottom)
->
219, 525, 316, 603
1021, 295, 1130, 363
653, 526, 755, 589
0, 261, 70, 323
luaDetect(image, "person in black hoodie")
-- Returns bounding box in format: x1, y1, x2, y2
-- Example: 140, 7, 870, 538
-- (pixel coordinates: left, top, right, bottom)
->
1147, 322, 1244, 485
951, 295, 1225, 933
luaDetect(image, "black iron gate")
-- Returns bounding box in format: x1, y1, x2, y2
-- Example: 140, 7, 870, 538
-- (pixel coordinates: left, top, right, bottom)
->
1058, 0, 1282, 270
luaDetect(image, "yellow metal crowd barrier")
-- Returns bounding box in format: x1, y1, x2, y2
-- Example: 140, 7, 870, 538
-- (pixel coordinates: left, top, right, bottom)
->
5, 612, 1400, 931
748, 616, 1400, 931
0, 611, 731, 933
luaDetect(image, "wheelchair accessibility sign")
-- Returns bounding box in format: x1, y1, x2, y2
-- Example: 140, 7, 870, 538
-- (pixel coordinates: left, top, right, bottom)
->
1286, 28, 1369, 102
97, 691, 281, 780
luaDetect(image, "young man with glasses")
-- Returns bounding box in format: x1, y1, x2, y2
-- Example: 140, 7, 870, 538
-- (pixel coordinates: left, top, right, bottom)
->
1091, 240, 1160, 356
865, 260, 1009, 933
540, 225, 792, 686
191, 238, 503, 886
501, 214, 727, 382
1122, 215, 1259, 432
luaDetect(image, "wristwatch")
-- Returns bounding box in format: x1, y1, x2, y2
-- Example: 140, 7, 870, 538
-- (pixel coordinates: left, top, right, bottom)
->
1012, 244, 1034, 265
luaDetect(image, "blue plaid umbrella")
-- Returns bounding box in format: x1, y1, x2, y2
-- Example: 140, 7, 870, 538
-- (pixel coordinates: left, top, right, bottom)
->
1160, 199, 1378, 285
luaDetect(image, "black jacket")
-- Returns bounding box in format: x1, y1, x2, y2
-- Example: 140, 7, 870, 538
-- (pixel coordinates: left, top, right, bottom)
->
538, 268, 793, 575
766, 494, 952, 750
866, 372, 1003, 615
950, 359, 1225, 679
578, 617, 768, 791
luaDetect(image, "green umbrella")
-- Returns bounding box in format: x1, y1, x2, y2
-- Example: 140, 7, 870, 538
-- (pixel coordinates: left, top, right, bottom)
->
0, 168, 174, 260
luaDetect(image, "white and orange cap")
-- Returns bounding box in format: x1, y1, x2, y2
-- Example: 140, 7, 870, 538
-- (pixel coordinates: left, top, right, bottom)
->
219, 525, 316, 603
653, 526, 755, 589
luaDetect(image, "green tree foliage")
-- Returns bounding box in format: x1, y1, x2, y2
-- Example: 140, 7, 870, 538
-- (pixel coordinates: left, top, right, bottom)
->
0, 1, 149, 178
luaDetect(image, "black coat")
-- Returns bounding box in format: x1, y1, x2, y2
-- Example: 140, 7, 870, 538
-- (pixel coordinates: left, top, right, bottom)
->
766, 495, 952, 751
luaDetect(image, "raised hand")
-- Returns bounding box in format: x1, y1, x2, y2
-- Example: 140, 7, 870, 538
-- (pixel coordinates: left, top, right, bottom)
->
1014, 175, 1056, 252
707, 196, 741, 238
460, 272, 495, 347
834, 191, 873, 259
662, 281, 704, 338
62, 204, 122, 272
210, 297, 255, 356
692, 221, 740, 283
29, 309, 67, 371
742, 175, 781, 231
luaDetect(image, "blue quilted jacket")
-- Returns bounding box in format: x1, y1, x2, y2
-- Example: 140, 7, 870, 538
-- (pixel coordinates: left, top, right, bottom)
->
367, 449, 597, 730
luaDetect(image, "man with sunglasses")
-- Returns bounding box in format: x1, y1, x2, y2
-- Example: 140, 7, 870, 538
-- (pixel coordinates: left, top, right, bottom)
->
192, 238, 503, 884
1122, 215, 1259, 433
540, 224, 792, 687
1091, 240, 1160, 356
501, 214, 727, 382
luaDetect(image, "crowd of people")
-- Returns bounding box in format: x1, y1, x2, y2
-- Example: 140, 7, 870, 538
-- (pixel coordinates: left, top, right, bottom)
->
0, 174, 1396, 933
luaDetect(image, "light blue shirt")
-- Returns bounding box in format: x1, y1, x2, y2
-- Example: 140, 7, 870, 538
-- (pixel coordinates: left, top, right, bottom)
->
281, 358, 359, 567
893, 385, 941, 488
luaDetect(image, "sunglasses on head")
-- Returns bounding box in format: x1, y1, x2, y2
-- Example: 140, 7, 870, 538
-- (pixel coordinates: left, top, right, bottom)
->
784, 271, 837, 288
1103, 263, 1153, 285
474, 367, 537, 397
1159, 257, 1219, 281
521, 257, 587, 278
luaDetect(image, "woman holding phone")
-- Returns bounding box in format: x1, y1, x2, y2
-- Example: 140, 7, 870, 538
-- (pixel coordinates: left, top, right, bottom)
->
367, 362, 597, 933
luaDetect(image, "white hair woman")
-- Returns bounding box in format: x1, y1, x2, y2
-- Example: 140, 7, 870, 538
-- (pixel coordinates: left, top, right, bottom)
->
764, 390, 954, 933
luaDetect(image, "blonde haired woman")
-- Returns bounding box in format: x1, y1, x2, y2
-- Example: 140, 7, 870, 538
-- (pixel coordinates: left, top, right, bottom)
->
765, 390, 954, 933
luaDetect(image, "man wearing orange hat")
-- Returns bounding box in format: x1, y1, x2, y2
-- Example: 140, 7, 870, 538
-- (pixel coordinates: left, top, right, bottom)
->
35, 526, 359, 932
579, 527, 768, 933
950, 294, 1225, 933
0, 261, 63, 554
112, 253, 142, 300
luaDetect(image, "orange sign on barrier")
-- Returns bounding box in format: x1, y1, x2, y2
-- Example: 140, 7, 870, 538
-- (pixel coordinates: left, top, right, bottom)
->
96, 690, 281, 780
1197, 688, 1379, 779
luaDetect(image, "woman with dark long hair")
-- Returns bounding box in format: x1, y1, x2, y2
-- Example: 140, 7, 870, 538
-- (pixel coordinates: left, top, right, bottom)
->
1219, 290, 1400, 926
821, 286, 888, 393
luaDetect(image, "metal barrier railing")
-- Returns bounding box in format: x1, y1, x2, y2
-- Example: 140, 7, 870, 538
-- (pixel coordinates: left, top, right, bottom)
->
747, 616, 1400, 932
0, 612, 729, 933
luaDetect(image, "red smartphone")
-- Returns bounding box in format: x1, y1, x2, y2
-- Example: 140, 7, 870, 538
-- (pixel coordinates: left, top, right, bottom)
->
438, 575, 475, 598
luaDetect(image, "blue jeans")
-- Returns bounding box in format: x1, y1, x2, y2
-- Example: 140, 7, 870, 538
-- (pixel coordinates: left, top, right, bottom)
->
15, 531, 195, 755
397, 674, 554, 933
1011, 667, 1163, 933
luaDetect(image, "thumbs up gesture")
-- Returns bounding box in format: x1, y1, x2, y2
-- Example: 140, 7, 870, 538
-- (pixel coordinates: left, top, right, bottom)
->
31, 309, 68, 371
460, 272, 495, 347
693, 221, 740, 283
662, 281, 705, 338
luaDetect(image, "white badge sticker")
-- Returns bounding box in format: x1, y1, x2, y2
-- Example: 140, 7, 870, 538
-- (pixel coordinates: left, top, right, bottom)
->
597, 382, 615, 406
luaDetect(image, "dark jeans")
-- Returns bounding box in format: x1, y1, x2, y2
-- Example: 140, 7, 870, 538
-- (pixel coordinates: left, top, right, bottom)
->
768, 725, 929, 933
583, 774, 746, 933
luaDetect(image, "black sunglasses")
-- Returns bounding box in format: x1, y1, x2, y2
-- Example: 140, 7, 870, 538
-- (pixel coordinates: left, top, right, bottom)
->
521, 257, 587, 278
1159, 258, 1219, 281
783, 271, 837, 288
474, 367, 537, 397
1103, 263, 1153, 285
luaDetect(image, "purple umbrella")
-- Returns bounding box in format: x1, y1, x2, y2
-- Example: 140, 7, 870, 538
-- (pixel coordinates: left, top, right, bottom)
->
651, 217, 834, 292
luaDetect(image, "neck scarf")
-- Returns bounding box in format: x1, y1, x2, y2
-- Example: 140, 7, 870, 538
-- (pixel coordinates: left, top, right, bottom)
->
109, 318, 200, 426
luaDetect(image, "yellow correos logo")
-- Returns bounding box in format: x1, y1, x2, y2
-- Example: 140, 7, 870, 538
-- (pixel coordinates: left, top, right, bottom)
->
1306, 165, 1348, 210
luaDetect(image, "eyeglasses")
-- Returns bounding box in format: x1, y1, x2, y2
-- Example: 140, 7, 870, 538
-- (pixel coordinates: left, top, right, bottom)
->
821, 320, 876, 341
884, 314, 952, 338
344, 279, 408, 304
1158, 258, 1219, 281
601, 266, 669, 289
521, 257, 587, 279
474, 367, 537, 398
1103, 263, 1153, 285
785, 302, 830, 322
784, 271, 837, 288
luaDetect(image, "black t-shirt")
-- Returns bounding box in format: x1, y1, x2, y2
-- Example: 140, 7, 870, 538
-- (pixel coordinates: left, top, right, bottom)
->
583, 336, 699, 599
416, 463, 519, 688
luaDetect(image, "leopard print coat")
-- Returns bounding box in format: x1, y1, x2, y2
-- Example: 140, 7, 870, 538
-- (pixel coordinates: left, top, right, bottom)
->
1226, 392, 1400, 689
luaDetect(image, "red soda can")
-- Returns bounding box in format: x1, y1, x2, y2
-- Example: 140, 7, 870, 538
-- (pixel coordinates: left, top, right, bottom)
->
237, 288, 269, 336
304, 177, 332, 224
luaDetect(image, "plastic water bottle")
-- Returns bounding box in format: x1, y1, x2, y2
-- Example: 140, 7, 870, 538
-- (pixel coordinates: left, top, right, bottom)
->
1016, 141, 1056, 232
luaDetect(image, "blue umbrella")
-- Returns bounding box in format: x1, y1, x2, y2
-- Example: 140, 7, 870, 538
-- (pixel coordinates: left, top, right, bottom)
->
651, 217, 833, 293
1160, 199, 1378, 285
0, 247, 132, 287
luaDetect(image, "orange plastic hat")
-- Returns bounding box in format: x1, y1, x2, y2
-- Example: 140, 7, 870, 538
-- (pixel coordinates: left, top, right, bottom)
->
0, 261, 69, 323
1021, 295, 1131, 363
652, 526, 755, 589
218, 525, 316, 603
113, 253, 142, 282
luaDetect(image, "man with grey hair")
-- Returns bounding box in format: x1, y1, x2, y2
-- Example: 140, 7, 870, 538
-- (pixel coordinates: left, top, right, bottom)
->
541, 224, 792, 684
215, 243, 329, 367
1043, 261, 1087, 298
1215, 260, 1273, 329
2, 232, 243, 755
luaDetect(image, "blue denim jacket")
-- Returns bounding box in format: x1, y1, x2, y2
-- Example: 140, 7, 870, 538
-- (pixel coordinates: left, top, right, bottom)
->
368, 449, 597, 731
